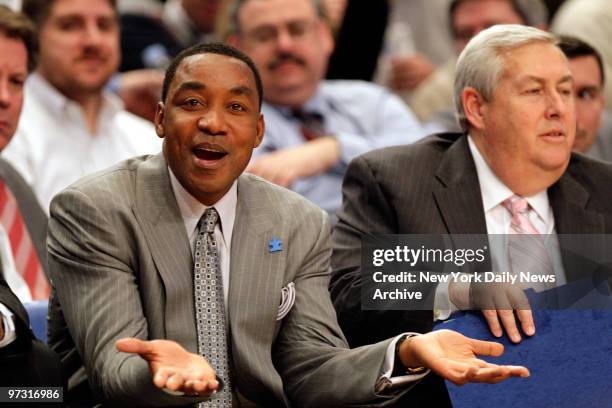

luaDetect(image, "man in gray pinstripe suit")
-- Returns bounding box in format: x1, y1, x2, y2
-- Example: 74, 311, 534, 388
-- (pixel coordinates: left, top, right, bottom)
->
47, 43, 528, 407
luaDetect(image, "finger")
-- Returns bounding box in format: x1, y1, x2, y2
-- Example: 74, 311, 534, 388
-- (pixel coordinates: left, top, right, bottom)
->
153, 367, 173, 389
506, 365, 530, 378
116, 338, 151, 354
470, 366, 511, 384
511, 292, 535, 336
468, 338, 504, 357
482, 309, 503, 338
165, 372, 186, 391
497, 308, 521, 343
449, 364, 479, 386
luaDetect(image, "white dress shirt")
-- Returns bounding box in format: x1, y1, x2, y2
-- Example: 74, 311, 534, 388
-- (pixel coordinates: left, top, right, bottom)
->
168, 169, 427, 390
434, 136, 566, 319
3, 73, 162, 212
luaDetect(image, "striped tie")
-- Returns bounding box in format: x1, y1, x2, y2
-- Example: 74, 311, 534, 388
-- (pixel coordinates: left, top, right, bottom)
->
0, 181, 49, 299
502, 195, 554, 291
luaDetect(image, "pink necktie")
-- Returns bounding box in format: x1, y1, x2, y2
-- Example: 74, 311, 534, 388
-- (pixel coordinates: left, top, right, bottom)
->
502, 195, 554, 289
0, 182, 50, 300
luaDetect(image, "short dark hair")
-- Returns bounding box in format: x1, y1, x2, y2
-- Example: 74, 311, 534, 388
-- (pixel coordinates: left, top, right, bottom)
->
21, 0, 117, 29
0, 6, 37, 72
161, 42, 264, 109
558, 35, 606, 85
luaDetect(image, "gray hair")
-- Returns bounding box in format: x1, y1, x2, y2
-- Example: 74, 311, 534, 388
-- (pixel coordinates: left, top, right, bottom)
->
454, 24, 557, 131
220, 0, 327, 40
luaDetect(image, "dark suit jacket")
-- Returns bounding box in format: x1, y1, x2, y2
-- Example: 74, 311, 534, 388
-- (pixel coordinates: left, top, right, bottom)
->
330, 132, 612, 406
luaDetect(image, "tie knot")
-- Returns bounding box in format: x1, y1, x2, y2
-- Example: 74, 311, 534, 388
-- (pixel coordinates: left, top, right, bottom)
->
502, 195, 529, 216
200, 207, 219, 234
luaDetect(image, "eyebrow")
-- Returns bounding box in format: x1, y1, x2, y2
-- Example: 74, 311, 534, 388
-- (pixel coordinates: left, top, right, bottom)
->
229, 85, 254, 98
175, 81, 206, 93
518, 74, 574, 86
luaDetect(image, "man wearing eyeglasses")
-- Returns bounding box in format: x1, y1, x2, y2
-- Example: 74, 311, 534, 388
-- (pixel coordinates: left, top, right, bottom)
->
225, 0, 428, 218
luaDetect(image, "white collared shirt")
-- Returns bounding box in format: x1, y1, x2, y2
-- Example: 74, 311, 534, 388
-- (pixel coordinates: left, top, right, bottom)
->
168, 168, 236, 315
3, 73, 162, 212
434, 136, 566, 319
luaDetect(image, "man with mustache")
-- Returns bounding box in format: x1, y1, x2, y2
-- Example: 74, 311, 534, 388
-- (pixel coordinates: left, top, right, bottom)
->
2, 0, 161, 212
224, 0, 428, 217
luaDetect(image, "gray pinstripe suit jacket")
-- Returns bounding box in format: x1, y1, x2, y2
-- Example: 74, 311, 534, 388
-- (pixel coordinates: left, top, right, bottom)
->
47, 153, 411, 407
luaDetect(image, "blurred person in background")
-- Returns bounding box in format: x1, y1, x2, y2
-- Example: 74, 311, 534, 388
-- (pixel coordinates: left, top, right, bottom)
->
3, 0, 161, 213
225, 0, 428, 218
552, 0, 612, 111
386, 0, 547, 127
559, 36, 612, 162
0, 4, 63, 389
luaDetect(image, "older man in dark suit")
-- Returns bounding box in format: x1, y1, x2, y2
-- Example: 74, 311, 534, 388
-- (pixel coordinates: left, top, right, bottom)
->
331, 24, 612, 406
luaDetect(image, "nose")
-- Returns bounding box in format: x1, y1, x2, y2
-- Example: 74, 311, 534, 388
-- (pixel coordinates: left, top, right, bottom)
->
83, 21, 104, 46
275, 27, 296, 52
0, 78, 10, 109
545, 90, 568, 119
197, 107, 227, 135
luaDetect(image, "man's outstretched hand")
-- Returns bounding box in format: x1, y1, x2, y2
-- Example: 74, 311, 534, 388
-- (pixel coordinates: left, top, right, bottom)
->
116, 338, 219, 396
399, 329, 530, 386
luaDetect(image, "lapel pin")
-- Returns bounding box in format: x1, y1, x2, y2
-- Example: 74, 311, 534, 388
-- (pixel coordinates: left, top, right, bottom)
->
268, 237, 282, 253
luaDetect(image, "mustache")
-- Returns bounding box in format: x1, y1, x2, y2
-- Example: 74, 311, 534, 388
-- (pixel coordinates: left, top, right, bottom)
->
77, 46, 106, 61
268, 53, 305, 70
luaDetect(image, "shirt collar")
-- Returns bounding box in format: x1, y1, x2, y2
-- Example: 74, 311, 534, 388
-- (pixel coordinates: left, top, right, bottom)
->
27, 72, 124, 120
467, 135, 550, 223
266, 84, 325, 118
168, 167, 237, 249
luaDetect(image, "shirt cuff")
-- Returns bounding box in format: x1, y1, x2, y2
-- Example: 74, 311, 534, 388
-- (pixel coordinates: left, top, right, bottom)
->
375, 333, 430, 393
0, 303, 17, 348
433, 279, 460, 321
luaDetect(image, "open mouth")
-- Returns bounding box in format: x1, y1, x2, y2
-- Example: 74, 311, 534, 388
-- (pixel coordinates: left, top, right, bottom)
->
194, 148, 227, 160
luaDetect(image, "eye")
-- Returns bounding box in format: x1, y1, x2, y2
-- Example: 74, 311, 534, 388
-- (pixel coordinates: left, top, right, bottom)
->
526, 88, 542, 95
558, 87, 572, 97
576, 88, 600, 101
10, 77, 24, 87
182, 98, 203, 110
228, 102, 246, 112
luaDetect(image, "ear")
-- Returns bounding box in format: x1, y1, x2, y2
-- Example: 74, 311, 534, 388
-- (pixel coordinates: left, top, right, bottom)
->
462, 87, 487, 131
154, 102, 165, 138
254, 113, 265, 148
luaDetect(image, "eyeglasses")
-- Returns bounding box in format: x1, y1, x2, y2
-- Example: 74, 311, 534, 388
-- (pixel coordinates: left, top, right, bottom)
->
242, 19, 317, 46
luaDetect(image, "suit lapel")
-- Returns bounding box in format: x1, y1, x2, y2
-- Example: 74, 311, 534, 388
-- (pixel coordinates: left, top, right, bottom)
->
132, 153, 197, 351
549, 170, 603, 234
549, 168, 605, 282
228, 175, 288, 399
433, 135, 488, 234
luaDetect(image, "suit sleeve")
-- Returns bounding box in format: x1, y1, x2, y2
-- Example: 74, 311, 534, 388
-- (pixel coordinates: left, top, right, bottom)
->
47, 188, 207, 407
273, 206, 417, 407
330, 155, 434, 348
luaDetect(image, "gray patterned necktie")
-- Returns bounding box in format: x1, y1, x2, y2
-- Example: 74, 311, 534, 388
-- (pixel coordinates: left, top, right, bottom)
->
194, 208, 232, 407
